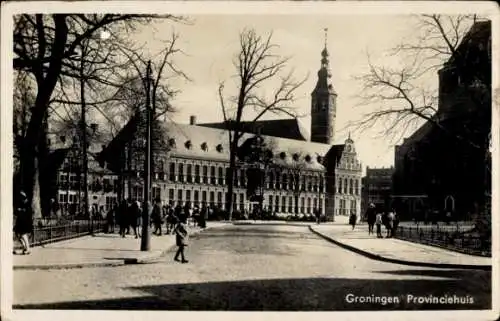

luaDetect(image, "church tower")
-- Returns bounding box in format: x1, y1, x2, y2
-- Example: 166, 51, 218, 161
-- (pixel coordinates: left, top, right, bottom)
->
311, 28, 337, 145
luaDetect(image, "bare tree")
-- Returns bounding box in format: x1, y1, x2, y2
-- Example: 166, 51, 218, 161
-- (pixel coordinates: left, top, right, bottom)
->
13, 14, 184, 217
351, 14, 491, 221
218, 29, 307, 220
351, 14, 490, 148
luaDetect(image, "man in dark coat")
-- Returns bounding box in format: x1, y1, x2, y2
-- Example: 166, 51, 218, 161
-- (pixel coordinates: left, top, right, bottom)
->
118, 199, 128, 237
14, 191, 33, 255
365, 203, 377, 235
152, 198, 163, 235
129, 200, 142, 239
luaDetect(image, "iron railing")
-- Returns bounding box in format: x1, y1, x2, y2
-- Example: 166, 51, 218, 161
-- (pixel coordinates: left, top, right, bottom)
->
27, 219, 107, 247
395, 225, 491, 257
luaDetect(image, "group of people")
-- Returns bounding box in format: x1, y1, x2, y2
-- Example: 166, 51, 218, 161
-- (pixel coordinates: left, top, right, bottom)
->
105, 199, 195, 263
104, 199, 210, 238
364, 203, 399, 238
13, 191, 202, 263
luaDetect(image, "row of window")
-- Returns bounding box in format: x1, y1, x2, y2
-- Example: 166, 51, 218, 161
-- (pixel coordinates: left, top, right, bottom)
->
129, 185, 324, 215
135, 163, 327, 193
337, 199, 357, 215
267, 195, 324, 214
337, 177, 361, 195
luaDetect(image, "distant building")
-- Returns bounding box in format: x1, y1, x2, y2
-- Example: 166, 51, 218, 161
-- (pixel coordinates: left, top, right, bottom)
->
99, 35, 362, 220
392, 21, 491, 221
45, 127, 118, 217
40, 33, 362, 220
361, 166, 394, 214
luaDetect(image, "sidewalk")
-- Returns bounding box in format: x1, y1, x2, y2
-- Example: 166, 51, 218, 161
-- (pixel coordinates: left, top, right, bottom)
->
14, 222, 228, 270
309, 224, 492, 270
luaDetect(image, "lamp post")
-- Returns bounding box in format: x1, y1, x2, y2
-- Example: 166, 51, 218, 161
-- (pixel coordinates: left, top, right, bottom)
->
141, 60, 153, 251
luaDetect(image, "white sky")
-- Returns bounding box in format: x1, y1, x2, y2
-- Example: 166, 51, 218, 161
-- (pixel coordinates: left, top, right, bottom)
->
129, 14, 439, 170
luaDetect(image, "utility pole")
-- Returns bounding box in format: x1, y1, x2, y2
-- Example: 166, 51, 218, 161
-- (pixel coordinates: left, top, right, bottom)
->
141, 60, 153, 251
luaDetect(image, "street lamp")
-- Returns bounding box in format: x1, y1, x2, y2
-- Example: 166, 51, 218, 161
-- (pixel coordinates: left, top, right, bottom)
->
141, 61, 153, 251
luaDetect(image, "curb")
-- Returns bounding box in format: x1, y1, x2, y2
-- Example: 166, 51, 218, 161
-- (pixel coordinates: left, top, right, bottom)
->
14, 225, 223, 271
308, 226, 491, 271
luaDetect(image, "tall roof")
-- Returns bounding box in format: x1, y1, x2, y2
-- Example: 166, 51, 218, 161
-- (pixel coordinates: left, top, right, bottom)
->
197, 118, 310, 141
101, 116, 333, 172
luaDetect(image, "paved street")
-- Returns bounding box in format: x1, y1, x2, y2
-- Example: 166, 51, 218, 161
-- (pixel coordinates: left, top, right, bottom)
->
14, 224, 491, 310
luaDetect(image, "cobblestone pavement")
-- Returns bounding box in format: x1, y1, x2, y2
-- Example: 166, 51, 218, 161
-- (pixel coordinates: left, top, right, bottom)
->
14, 224, 491, 310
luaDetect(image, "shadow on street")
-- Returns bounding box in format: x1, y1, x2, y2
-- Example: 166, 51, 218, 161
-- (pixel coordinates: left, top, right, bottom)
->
14, 274, 491, 310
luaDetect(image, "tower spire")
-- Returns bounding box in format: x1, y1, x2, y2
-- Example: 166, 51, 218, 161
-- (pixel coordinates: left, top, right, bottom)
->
324, 27, 328, 49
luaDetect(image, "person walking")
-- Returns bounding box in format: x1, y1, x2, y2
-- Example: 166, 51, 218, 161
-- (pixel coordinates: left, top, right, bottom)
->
375, 212, 383, 238
106, 202, 116, 233
384, 211, 394, 238
387, 210, 395, 238
14, 191, 33, 255
173, 214, 189, 263
130, 200, 142, 239
118, 199, 128, 237
365, 203, 377, 235
392, 210, 400, 237
152, 198, 163, 236
349, 211, 357, 230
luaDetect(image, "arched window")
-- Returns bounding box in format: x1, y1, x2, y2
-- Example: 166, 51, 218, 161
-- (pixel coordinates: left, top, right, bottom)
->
281, 196, 286, 212
337, 177, 342, 194
194, 165, 200, 183
218, 167, 224, 185
202, 165, 208, 184
169, 162, 176, 182
282, 173, 288, 190
343, 178, 348, 194
186, 164, 193, 183
275, 195, 279, 213
269, 171, 275, 188
210, 166, 216, 184
349, 178, 354, 194
288, 196, 293, 213
178, 164, 184, 182
307, 197, 312, 214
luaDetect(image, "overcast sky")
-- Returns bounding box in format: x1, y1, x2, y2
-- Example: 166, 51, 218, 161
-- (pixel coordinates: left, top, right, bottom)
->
128, 14, 446, 170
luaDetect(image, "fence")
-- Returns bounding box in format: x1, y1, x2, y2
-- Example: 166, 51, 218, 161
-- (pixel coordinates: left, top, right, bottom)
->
395, 225, 491, 257
28, 219, 107, 247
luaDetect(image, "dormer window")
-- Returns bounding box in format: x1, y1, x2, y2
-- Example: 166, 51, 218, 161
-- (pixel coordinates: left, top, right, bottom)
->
292, 153, 300, 162
168, 138, 176, 148
185, 140, 192, 149
201, 142, 208, 151
305, 155, 312, 163
216, 144, 223, 153
317, 156, 323, 164
280, 152, 287, 160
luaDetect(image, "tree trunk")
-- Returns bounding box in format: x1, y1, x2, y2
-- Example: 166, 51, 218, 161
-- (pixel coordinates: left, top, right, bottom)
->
32, 158, 43, 220
226, 139, 237, 220
18, 14, 68, 222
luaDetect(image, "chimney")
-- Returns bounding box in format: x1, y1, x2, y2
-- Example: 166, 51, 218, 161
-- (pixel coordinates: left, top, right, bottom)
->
189, 115, 197, 125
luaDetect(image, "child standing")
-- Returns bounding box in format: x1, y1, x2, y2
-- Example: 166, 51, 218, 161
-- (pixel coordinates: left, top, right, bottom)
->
375, 212, 383, 238
173, 214, 189, 263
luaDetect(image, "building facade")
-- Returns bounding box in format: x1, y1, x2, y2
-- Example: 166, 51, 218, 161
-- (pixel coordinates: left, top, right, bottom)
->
332, 136, 362, 216
361, 166, 394, 214
98, 36, 362, 221
392, 21, 491, 221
